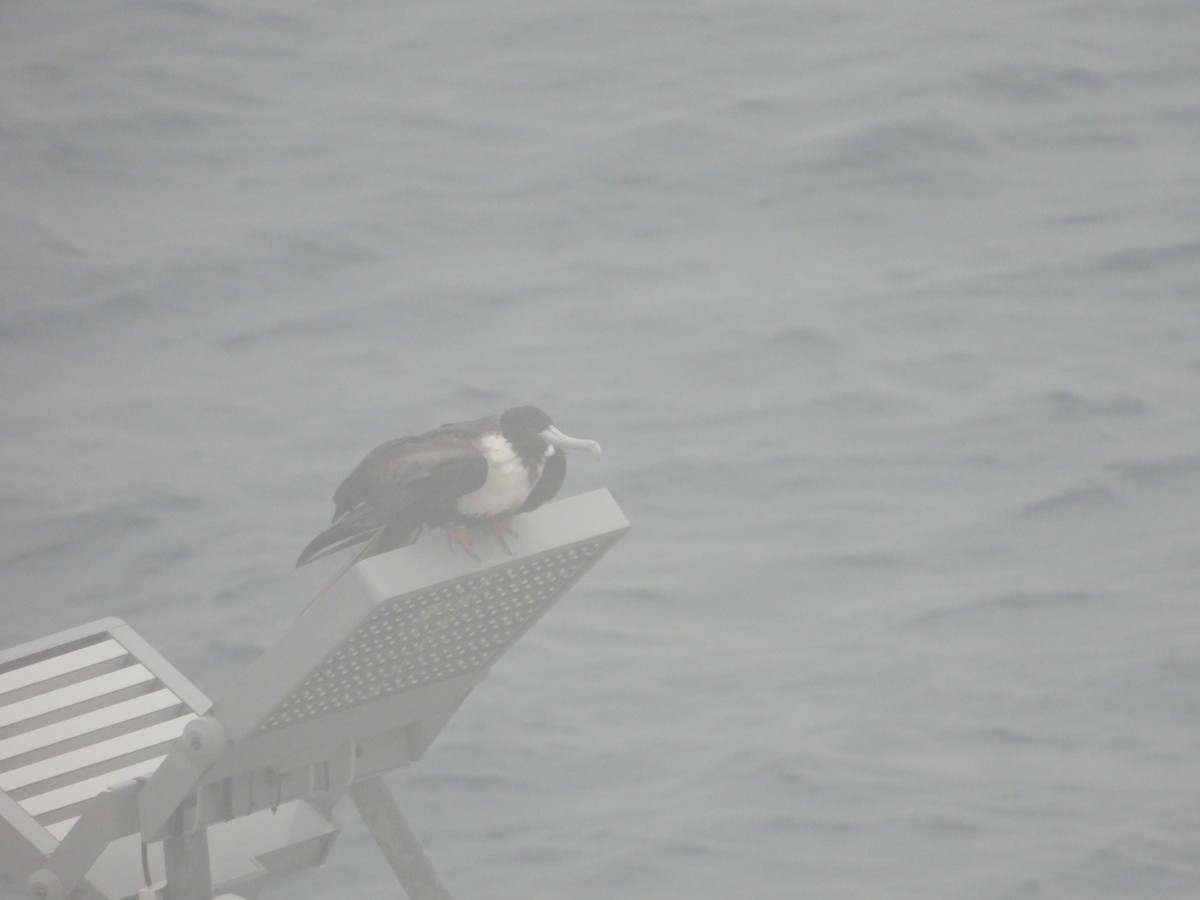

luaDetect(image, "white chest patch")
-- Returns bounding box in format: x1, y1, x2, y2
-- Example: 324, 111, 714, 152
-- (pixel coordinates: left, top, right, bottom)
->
455, 434, 545, 519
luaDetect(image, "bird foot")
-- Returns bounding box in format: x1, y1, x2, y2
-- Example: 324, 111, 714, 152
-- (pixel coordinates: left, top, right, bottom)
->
446, 527, 481, 561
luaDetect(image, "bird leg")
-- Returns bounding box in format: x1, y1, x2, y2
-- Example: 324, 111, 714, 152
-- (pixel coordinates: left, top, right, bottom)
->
446, 527, 481, 561
489, 519, 519, 555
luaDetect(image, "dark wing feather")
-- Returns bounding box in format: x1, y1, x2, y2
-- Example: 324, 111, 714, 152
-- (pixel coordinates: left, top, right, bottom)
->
297, 436, 488, 566
331, 415, 497, 521
332, 436, 417, 522
518, 446, 565, 513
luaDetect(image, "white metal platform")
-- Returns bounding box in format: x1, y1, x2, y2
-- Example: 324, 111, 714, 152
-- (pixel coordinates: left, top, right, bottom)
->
0, 489, 629, 900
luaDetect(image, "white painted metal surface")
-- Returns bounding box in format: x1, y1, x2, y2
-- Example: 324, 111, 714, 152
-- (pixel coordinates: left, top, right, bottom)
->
0, 690, 187, 770
0, 626, 199, 838
0, 620, 338, 899
1, 489, 629, 900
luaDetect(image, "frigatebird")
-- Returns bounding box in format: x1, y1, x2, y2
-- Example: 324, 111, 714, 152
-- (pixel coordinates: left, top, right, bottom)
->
296, 406, 601, 566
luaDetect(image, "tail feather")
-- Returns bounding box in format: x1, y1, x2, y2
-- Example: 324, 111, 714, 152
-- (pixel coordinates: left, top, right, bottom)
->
296, 518, 374, 567
296, 515, 422, 567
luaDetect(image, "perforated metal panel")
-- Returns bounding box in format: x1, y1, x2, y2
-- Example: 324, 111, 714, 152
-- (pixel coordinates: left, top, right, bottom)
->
137, 489, 629, 845
256, 534, 618, 733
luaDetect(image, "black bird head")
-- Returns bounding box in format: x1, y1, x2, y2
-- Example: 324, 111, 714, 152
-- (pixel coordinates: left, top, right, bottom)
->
500, 406, 603, 458
499, 405, 554, 436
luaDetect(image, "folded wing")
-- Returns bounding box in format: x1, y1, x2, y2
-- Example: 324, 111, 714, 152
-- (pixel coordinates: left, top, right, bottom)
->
297, 438, 488, 566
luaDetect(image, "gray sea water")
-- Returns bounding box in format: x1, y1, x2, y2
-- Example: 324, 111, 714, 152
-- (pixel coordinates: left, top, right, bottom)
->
3, 1, 1200, 898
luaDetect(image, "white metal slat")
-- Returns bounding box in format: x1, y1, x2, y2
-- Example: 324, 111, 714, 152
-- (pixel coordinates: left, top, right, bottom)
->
21, 755, 168, 825
0, 665, 158, 738
0, 715, 195, 796
0, 641, 129, 707
0, 689, 185, 770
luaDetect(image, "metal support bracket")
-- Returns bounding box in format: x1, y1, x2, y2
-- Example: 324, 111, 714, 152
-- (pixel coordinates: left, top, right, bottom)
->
348, 777, 454, 900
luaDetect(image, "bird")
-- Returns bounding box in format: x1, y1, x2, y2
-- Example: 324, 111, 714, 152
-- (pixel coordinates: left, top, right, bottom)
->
296, 406, 602, 566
